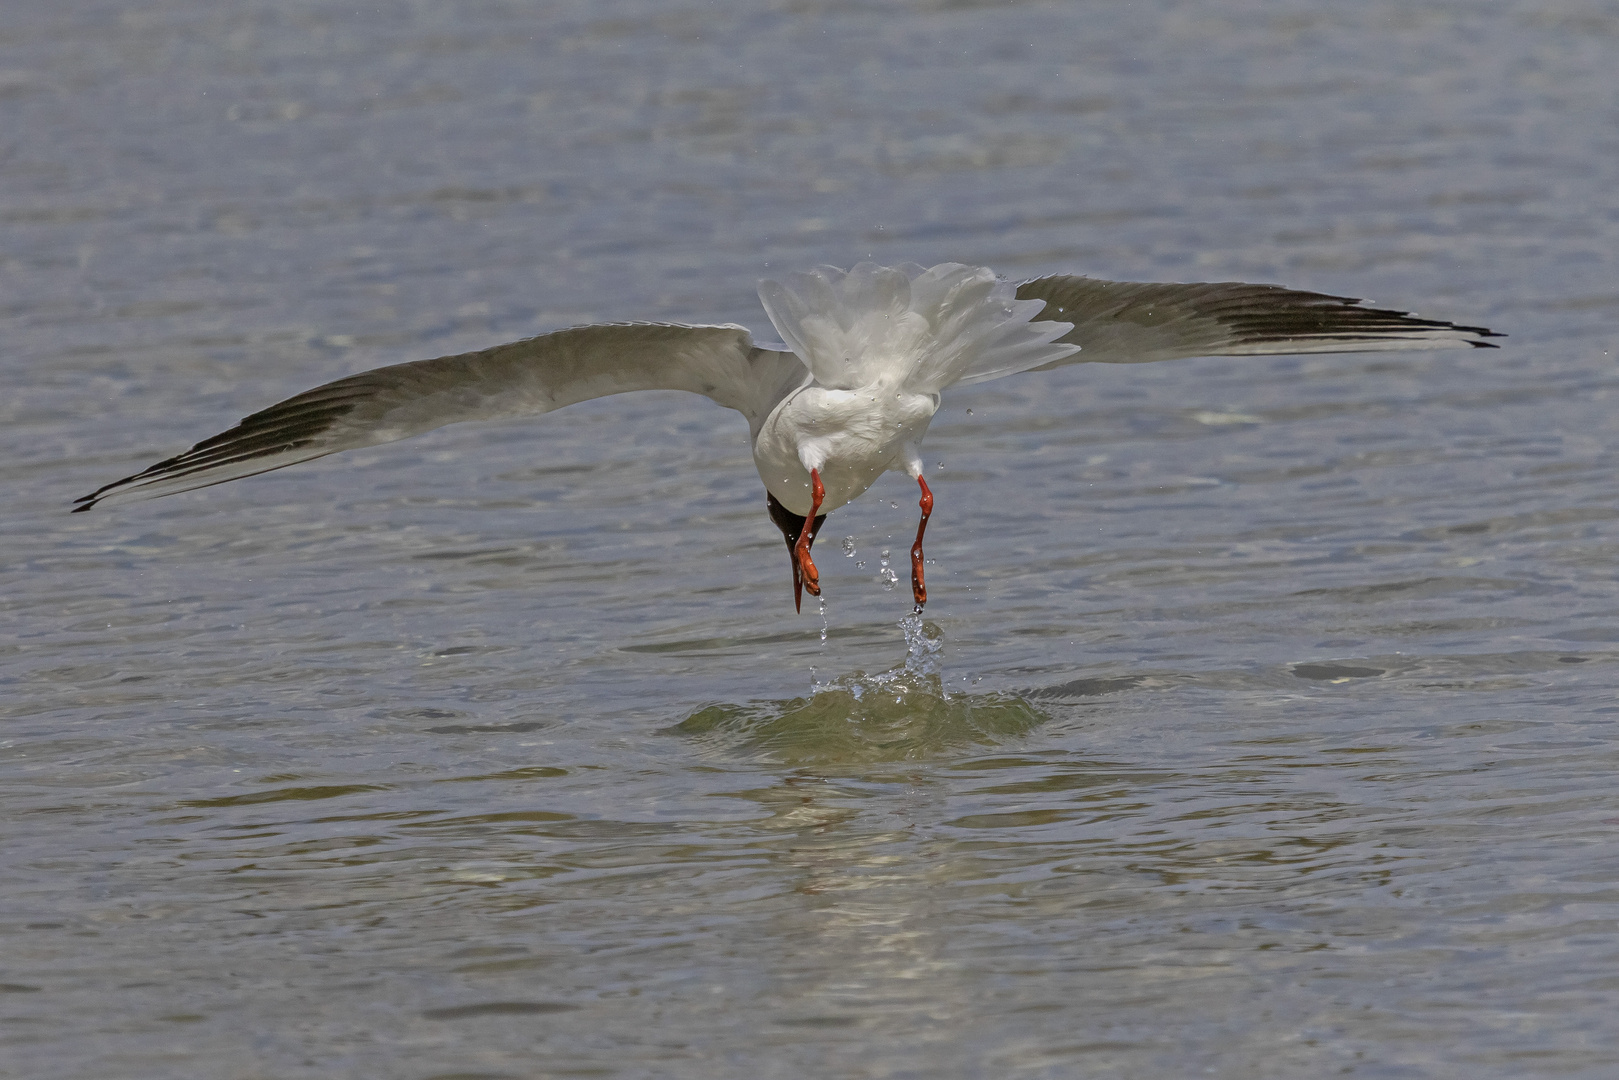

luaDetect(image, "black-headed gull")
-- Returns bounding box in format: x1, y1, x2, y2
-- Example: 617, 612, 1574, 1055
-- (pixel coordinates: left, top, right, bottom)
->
75, 262, 1499, 612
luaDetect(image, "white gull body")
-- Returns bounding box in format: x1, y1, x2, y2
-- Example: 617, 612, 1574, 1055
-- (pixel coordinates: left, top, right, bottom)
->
750, 262, 1076, 517
74, 260, 1499, 611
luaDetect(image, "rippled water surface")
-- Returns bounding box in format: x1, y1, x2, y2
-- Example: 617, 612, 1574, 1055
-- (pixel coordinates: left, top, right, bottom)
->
5, 1, 1619, 1077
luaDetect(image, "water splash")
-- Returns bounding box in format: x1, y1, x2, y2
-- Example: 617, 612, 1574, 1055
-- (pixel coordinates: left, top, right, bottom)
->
818, 595, 828, 644
672, 613, 1045, 764
898, 609, 941, 677
878, 548, 897, 590
812, 610, 936, 696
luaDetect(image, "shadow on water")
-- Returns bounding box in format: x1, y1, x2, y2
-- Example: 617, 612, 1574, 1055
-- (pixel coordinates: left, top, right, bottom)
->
667, 614, 1049, 764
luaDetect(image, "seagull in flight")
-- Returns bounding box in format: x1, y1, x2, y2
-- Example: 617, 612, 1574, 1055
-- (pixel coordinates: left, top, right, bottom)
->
75, 262, 1499, 612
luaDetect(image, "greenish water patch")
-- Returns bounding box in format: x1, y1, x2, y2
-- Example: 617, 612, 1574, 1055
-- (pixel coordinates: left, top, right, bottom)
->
669, 614, 1049, 764
179, 783, 390, 808
673, 675, 1048, 765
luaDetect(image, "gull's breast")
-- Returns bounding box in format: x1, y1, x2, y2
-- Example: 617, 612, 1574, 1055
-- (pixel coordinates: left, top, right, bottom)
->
752, 384, 938, 516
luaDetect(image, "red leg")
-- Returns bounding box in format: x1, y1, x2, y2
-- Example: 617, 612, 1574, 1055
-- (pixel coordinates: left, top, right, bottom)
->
910, 475, 933, 610
793, 469, 825, 612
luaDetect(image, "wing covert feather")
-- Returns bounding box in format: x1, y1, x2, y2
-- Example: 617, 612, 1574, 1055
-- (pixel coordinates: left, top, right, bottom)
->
75, 322, 807, 510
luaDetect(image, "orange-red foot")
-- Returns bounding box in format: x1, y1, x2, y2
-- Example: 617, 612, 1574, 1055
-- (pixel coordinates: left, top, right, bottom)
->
910, 475, 933, 611
793, 469, 825, 613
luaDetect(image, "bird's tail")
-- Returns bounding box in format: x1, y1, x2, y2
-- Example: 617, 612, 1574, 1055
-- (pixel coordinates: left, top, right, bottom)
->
757, 262, 1078, 394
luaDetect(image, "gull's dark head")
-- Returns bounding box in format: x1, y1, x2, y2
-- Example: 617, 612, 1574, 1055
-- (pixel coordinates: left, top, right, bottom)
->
767, 491, 826, 612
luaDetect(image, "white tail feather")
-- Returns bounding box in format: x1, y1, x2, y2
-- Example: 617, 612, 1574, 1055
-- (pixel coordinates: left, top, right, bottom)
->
757, 262, 1077, 393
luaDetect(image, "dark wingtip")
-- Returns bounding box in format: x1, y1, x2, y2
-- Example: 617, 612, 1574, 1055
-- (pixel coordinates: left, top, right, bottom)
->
71, 474, 129, 511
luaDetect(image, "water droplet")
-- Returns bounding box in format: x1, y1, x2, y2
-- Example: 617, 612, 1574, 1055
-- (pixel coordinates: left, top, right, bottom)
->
936, 461, 944, 469
890, 500, 899, 509
897, 610, 943, 676
879, 567, 898, 589
855, 561, 866, 569
965, 408, 973, 415
842, 536, 856, 557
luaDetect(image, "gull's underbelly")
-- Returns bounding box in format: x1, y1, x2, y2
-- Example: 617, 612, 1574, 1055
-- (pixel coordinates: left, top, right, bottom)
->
752, 385, 938, 516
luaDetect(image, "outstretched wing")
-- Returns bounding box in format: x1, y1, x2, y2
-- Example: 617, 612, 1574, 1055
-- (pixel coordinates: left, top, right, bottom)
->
1014, 276, 1500, 368
75, 322, 808, 511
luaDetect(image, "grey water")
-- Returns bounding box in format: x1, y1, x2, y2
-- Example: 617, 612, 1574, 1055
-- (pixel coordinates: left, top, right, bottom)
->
4, 1, 1618, 1077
